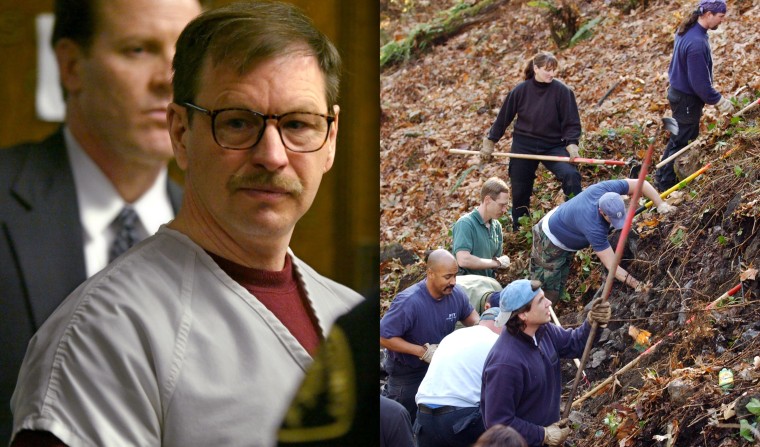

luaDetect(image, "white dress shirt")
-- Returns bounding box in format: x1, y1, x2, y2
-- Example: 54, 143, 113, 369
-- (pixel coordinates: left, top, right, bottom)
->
64, 127, 175, 276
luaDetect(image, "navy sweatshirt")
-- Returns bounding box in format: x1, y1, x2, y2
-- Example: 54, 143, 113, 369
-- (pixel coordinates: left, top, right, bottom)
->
668, 23, 722, 105
487, 78, 581, 147
480, 321, 595, 446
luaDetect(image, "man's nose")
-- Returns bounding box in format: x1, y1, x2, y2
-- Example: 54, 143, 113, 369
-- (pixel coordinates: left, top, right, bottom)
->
247, 124, 290, 171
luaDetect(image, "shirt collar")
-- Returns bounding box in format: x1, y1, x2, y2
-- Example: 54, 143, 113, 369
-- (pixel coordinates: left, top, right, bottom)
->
64, 126, 173, 239
474, 208, 488, 226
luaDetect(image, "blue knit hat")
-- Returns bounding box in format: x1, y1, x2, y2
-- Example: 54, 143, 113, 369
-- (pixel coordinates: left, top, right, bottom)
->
698, 0, 727, 14
496, 279, 542, 326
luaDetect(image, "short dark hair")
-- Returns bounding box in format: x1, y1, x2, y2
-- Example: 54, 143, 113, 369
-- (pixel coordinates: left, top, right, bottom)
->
172, 0, 342, 112
473, 424, 528, 447
51, 0, 96, 50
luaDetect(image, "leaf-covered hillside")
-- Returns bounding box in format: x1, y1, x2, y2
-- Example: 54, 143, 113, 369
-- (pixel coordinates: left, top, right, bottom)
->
380, 0, 760, 445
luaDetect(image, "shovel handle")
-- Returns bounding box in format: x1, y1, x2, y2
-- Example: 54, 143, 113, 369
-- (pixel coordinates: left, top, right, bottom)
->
448, 149, 626, 166
734, 98, 760, 117
635, 163, 711, 215
655, 138, 702, 169
549, 307, 584, 373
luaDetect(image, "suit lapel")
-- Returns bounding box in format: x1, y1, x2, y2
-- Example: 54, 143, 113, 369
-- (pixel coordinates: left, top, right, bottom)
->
8, 131, 86, 330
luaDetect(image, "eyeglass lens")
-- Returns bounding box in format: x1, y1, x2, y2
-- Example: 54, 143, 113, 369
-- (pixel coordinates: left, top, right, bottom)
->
214, 110, 329, 152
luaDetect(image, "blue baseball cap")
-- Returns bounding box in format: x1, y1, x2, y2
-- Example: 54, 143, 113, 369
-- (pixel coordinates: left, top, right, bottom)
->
496, 279, 542, 326
598, 192, 626, 229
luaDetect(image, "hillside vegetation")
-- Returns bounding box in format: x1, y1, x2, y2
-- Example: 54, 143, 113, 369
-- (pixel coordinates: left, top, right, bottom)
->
380, 0, 760, 445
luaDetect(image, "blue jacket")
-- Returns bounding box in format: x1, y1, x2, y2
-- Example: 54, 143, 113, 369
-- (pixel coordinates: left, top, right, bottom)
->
480, 321, 595, 446
668, 23, 721, 105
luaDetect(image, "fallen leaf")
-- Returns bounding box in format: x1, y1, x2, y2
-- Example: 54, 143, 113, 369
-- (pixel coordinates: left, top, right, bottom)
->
740, 268, 757, 281
722, 400, 736, 420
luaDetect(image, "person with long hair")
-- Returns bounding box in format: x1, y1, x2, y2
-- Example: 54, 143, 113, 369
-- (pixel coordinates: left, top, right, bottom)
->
654, 0, 734, 191
480, 51, 582, 232
480, 279, 610, 446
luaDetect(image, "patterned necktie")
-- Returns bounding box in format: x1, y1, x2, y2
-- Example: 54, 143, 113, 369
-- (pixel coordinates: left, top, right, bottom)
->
108, 207, 139, 263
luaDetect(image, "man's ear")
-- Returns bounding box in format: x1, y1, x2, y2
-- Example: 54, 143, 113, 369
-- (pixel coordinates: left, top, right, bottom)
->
54, 38, 84, 95
322, 105, 339, 173
167, 103, 189, 170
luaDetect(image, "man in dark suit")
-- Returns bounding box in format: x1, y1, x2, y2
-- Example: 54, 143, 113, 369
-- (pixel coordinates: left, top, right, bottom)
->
0, 0, 201, 441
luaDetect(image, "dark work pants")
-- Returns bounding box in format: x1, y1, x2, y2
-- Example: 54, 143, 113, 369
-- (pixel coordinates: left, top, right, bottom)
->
655, 87, 703, 192
509, 158, 581, 231
414, 406, 485, 447
381, 372, 425, 424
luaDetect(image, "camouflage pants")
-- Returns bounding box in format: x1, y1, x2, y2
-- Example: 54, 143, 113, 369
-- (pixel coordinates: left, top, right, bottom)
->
530, 223, 574, 301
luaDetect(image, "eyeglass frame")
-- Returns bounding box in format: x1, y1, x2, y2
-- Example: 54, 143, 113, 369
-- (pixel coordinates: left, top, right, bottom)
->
180, 102, 335, 153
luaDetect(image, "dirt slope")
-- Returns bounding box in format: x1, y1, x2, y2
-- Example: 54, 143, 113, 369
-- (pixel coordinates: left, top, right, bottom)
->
380, 0, 760, 445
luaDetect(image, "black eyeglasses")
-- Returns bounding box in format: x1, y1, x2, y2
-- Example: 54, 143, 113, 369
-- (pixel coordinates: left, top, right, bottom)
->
181, 102, 334, 153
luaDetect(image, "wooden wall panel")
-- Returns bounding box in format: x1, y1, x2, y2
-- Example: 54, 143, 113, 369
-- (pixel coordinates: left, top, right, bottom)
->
0, 1, 59, 146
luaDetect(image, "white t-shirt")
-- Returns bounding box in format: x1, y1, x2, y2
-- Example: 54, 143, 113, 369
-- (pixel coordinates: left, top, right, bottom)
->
415, 325, 499, 408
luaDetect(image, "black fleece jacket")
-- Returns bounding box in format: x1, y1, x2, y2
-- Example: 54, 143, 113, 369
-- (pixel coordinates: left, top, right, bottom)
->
487, 77, 581, 148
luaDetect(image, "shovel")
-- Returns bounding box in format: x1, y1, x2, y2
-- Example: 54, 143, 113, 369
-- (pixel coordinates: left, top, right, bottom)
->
735, 97, 760, 117
562, 115, 671, 420
631, 98, 757, 179
635, 144, 741, 214
448, 149, 627, 166
628, 117, 680, 178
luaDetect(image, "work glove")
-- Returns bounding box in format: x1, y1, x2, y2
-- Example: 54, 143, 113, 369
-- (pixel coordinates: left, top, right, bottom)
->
495, 255, 511, 269
587, 297, 611, 327
419, 343, 438, 363
543, 419, 571, 446
566, 144, 580, 160
480, 137, 495, 162
657, 202, 675, 214
635, 281, 652, 294
716, 96, 735, 115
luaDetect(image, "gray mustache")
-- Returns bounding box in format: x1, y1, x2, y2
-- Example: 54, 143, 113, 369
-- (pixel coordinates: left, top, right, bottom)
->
227, 171, 303, 195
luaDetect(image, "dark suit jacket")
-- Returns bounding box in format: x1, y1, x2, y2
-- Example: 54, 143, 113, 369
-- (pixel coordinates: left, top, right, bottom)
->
0, 129, 182, 442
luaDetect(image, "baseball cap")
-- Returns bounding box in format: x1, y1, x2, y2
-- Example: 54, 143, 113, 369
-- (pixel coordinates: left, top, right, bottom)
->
598, 192, 626, 229
479, 307, 501, 322
495, 279, 542, 326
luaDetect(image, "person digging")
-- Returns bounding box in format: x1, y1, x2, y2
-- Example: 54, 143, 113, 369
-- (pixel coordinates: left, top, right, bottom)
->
530, 179, 675, 302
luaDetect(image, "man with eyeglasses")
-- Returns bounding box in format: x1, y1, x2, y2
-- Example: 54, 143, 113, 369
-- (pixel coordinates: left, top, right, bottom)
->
451, 176, 511, 278
10, 3, 363, 446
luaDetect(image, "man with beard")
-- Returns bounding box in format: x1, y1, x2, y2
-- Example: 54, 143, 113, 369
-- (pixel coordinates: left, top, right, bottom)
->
380, 249, 479, 423
655, 0, 735, 191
